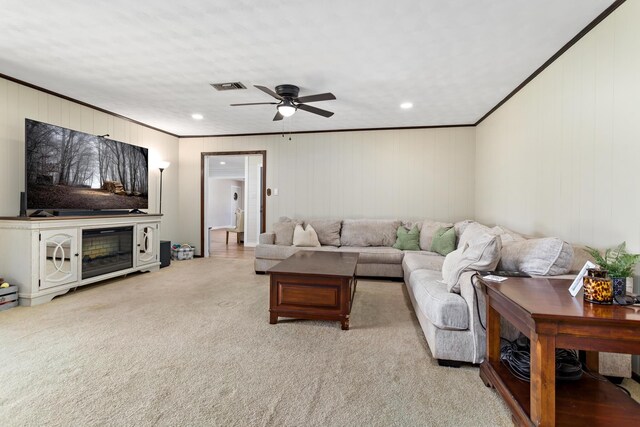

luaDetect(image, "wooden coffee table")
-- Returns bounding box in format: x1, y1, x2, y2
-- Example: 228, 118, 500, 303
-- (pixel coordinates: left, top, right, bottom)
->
267, 251, 358, 330
479, 277, 640, 427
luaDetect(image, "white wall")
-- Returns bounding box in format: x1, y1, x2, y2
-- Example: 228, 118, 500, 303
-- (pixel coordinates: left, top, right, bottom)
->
474, 1, 639, 374
207, 178, 243, 228
178, 127, 476, 253
0, 76, 180, 242
476, 0, 639, 251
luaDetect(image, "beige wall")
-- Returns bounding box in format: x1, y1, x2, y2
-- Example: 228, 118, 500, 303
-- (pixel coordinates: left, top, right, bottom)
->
178, 127, 476, 253
475, 1, 640, 374
0, 77, 180, 242
476, 0, 640, 250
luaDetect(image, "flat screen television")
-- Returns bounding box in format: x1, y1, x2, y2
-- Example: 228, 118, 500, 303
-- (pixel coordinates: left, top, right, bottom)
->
25, 119, 149, 211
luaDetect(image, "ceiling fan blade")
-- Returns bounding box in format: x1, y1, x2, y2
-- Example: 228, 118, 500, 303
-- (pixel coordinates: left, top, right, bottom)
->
254, 85, 283, 100
230, 102, 278, 106
295, 92, 336, 103
273, 111, 284, 121
297, 103, 334, 118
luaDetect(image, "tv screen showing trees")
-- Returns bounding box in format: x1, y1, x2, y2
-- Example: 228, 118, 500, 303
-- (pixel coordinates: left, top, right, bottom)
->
25, 119, 149, 210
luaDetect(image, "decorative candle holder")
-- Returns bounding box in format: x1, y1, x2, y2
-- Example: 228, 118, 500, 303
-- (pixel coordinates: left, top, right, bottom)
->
583, 269, 613, 304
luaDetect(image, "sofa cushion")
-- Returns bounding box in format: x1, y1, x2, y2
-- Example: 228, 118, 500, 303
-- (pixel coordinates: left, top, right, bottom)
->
340, 219, 401, 247
402, 220, 423, 231
491, 225, 526, 245
393, 225, 420, 250
454, 220, 474, 240
402, 252, 445, 278
292, 224, 321, 247
443, 233, 502, 293
457, 222, 493, 250
304, 219, 342, 246
337, 246, 404, 264
499, 237, 574, 276
570, 245, 595, 273
259, 233, 275, 245
430, 226, 456, 256
409, 269, 468, 330
272, 220, 300, 246
419, 220, 454, 250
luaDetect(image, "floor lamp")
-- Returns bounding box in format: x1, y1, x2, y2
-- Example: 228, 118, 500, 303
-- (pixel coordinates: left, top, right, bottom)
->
158, 161, 170, 214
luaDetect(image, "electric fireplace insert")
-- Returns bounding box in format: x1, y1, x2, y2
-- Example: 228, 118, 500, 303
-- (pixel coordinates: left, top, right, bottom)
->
82, 226, 133, 279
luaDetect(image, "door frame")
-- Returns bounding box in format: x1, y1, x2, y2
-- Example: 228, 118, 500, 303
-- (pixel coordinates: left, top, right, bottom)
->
200, 150, 267, 255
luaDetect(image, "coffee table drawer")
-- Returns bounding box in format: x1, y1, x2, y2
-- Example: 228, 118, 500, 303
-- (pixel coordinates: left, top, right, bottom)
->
277, 282, 340, 309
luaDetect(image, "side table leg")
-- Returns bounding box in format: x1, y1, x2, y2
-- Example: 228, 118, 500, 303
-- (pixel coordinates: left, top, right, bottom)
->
585, 351, 599, 373
341, 317, 349, 330
486, 303, 501, 363
530, 332, 556, 427
269, 312, 278, 324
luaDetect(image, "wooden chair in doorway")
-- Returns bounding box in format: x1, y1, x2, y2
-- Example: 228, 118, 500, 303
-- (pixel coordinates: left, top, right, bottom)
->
224, 208, 244, 245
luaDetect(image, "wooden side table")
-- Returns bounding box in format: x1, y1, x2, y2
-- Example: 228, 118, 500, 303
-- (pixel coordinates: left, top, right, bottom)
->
479, 277, 640, 426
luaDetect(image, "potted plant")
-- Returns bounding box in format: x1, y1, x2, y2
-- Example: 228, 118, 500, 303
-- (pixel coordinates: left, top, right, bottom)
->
586, 242, 640, 296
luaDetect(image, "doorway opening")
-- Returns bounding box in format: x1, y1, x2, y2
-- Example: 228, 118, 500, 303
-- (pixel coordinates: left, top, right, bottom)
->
201, 151, 266, 258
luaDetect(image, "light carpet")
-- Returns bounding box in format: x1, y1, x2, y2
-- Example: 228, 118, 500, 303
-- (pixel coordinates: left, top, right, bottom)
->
0, 258, 636, 426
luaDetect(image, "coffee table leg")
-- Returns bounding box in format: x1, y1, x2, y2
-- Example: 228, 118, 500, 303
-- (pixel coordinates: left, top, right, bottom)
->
269, 312, 278, 324
341, 317, 349, 330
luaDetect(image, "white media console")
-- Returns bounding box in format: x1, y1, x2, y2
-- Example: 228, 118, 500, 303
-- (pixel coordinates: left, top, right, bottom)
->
0, 214, 162, 306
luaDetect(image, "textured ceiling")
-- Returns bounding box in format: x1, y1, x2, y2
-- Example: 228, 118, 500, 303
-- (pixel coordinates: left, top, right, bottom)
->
209, 156, 246, 180
0, 0, 614, 136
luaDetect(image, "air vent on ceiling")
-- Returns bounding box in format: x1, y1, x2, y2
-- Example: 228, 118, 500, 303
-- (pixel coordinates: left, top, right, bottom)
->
211, 82, 247, 91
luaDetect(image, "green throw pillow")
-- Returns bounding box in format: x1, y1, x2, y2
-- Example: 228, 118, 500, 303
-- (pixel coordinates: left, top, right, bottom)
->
430, 226, 456, 256
393, 225, 420, 251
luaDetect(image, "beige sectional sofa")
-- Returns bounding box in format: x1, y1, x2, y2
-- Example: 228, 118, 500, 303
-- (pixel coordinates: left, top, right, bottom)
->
255, 217, 630, 375
255, 218, 413, 278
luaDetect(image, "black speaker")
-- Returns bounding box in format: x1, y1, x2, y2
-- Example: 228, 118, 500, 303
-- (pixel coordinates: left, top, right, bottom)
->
160, 240, 171, 268
19, 192, 27, 217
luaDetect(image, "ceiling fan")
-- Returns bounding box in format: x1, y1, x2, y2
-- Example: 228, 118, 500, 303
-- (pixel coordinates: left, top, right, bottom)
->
230, 84, 336, 121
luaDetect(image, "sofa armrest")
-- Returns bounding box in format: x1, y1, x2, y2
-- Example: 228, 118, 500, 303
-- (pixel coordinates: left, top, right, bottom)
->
458, 271, 521, 363
458, 271, 487, 363
259, 232, 275, 245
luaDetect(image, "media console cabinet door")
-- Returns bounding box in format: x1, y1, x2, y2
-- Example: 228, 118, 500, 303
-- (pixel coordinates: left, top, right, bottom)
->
39, 228, 79, 289
136, 223, 159, 266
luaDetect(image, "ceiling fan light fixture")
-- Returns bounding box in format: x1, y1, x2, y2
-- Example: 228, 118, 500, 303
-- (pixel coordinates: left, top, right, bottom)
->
277, 99, 297, 117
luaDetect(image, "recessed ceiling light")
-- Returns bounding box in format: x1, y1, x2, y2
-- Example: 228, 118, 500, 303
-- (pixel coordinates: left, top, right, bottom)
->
219, 161, 226, 165
400, 102, 413, 109
192, 113, 204, 120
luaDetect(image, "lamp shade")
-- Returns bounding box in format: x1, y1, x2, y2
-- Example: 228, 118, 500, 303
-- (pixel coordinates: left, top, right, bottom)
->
158, 161, 171, 170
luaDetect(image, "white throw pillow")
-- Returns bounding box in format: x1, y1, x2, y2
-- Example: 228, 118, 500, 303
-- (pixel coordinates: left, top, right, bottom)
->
443, 233, 502, 293
292, 224, 321, 247
442, 244, 467, 283
457, 222, 493, 250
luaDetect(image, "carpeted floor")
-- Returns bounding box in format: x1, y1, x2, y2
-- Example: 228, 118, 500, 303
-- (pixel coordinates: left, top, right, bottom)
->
0, 258, 637, 426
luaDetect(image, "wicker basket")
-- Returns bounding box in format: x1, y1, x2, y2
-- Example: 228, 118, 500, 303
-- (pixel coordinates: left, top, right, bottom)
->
171, 244, 195, 260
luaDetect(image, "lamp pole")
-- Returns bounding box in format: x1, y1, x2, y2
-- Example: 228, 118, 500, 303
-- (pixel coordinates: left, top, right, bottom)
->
157, 161, 170, 214
159, 167, 165, 214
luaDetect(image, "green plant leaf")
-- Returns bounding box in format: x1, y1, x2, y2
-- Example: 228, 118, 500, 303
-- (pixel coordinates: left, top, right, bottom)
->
586, 242, 640, 277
